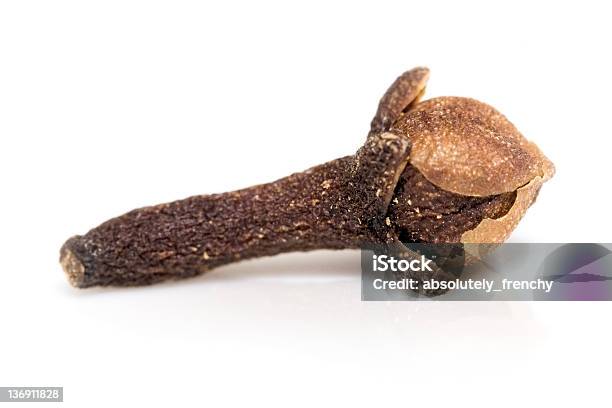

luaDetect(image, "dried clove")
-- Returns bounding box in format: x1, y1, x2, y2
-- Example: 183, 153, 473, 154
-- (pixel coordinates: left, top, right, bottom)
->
60, 67, 554, 288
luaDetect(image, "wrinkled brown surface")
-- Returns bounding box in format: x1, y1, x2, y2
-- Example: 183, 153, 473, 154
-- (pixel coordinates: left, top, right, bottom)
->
60, 132, 413, 287
62, 157, 364, 287
461, 175, 544, 244
391, 97, 550, 196
370, 67, 430, 134
388, 164, 517, 243
61, 158, 517, 287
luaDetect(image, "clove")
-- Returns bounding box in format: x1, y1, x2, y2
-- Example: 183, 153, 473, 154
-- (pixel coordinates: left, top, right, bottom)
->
60, 67, 554, 288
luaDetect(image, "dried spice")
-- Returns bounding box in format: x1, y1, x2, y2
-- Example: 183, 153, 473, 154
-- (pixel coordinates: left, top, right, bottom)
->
60, 67, 554, 288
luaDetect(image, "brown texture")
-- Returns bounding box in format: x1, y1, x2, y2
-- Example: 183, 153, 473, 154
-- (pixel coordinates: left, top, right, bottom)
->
370, 67, 430, 134
61, 157, 367, 287
460, 175, 546, 244
390, 97, 554, 196
387, 164, 517, 244
60, 67, 554, 288
60, 131, 412, 287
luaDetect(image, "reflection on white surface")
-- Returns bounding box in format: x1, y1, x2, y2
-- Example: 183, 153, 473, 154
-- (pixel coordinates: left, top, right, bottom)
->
63, 249, 541, 349
1, 249, 608, 407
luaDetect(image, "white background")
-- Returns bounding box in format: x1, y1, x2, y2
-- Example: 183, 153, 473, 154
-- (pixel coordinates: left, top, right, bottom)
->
1, 1, 611, 407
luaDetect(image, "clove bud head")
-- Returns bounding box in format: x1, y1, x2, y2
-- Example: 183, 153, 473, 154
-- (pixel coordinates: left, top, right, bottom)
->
60, 67, 553, 287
